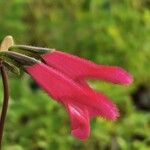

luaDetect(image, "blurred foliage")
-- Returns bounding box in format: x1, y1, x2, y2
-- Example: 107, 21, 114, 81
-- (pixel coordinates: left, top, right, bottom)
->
0, 0, 150, 150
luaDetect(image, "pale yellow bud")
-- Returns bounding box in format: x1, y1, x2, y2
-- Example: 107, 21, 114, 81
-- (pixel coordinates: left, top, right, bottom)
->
0, 35, 14, 51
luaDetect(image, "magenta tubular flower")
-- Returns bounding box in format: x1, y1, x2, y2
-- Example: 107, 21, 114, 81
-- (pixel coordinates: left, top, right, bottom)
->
5, 47, 133, 140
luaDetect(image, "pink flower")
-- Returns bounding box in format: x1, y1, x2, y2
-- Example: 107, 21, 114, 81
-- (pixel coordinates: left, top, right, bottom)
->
4, 49, 133, 140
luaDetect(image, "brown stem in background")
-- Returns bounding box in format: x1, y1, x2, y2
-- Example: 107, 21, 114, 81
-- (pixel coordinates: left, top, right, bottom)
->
0, 62, 9, 150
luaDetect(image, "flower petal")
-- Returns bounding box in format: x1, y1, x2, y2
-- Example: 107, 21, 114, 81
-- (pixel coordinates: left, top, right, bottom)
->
76, 80, 119, 120
65, 102, 90, 140
42, 51, 133, 84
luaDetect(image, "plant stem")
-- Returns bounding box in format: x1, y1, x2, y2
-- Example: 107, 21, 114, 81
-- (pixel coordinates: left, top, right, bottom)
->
0, 62, 9, 150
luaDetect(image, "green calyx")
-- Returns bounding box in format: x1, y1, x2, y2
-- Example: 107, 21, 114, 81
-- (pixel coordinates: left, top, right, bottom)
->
0, 51, 39, 72
2, 61, 20, 75
9, 45, 54, 57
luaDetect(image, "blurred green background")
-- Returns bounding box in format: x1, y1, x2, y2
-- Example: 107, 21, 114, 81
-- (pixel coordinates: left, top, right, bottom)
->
0, 0, 150, 150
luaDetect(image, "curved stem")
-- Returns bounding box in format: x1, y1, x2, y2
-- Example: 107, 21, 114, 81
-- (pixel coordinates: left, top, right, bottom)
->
0, 62, 9, 149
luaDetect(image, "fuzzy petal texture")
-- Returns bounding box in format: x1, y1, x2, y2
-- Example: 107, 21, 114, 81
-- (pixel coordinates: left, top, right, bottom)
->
26, 62, 86, 101
42, 51, 133, 85
25, 62, 116, 119
76, 79, 119, 119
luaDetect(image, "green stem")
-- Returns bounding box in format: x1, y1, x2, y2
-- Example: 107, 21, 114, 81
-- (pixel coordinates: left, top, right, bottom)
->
0, 62, 9, 150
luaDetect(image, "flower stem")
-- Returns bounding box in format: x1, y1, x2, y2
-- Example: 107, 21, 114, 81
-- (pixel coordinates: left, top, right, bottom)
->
0, 62, 9, 149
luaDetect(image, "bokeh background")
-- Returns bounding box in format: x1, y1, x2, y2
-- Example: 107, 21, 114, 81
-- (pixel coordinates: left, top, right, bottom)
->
0, 0, 150, 150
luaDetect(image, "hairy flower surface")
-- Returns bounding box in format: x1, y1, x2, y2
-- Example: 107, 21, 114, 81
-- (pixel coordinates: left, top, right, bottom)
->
42, 51, 132, 85
3, 47, 133, 140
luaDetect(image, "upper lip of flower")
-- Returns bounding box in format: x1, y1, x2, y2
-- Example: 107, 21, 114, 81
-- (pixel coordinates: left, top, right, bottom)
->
41, 50, 133, 85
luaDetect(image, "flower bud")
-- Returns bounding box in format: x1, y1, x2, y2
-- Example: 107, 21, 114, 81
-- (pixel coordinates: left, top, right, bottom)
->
0, 35, 14, 51
0, 51, 38, 67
